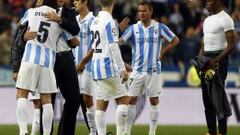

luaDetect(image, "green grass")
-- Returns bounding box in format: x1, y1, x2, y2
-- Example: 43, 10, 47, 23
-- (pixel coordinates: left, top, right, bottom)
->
0, 124, 239, 135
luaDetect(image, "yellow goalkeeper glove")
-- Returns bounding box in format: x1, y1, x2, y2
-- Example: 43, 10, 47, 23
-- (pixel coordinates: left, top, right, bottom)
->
204, 69, 215, 81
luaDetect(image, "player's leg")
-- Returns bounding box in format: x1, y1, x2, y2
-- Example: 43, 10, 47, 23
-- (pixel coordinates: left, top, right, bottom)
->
124, 96, 138, 135
40, 94, 54, 135
115, 96, 129, 135
81, 73, 97, 135
16, 62, 40, 135
31, 98, 41, 135
84, 94, 97, 135
16, 88, 30, 135
38, 67, 58, 135
95, 99, 109, 135
149, 97, 159, 135
201, 79, 217, 135
146, 73, 162, 135
125, 73, 144, 135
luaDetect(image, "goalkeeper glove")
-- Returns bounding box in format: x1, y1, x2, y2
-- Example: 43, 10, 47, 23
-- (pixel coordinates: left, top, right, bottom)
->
204, 69, 215, 81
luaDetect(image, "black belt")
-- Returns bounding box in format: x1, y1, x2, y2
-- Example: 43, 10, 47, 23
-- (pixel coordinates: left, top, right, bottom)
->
204, 50, 223, 57
56, 50, 72, 57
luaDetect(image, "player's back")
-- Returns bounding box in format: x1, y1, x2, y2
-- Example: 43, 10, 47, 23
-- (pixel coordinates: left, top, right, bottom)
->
21, 6, 62, 68
90, 11, 119, 80
26, 6, 62, 50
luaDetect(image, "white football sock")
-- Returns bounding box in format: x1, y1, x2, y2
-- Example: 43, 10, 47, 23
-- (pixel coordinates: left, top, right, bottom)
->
30, 109, 40, 135
42, 104, 53, 135
125, 104, 136, 135
116, 105, 128, 135
95, 110, 106, 135
149, 104, 159, 135
87, 106, 97, 135
16, 98, 28, 135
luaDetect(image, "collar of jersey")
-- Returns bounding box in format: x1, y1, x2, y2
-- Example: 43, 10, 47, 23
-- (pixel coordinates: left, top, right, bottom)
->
137, 19, 156, 29
98, 11, 113, 19
77, 12, 93, 24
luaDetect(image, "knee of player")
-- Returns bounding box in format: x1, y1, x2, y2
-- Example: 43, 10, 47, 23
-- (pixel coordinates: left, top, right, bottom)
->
149, 97, 159, 105
128, 96, 138, 105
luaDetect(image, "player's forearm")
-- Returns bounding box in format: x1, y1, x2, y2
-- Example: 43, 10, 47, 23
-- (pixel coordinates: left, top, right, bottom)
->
109, 43, 126, 72
199, 41, 204, 57
162, 36, 179, 55
67, 37, 80, 48
81, 49, 94, 66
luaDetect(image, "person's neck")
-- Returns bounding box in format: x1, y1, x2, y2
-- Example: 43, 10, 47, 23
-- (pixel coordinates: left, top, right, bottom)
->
212, 6, 223, 14
80, 9, 89, 20
102, 7, 113, 15
142, 19, 151, 28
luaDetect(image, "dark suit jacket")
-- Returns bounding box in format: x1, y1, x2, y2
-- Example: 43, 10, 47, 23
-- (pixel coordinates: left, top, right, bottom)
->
59, 7, 80, 36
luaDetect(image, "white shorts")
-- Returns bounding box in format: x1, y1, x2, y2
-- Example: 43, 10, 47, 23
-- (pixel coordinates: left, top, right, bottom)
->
79, 71, 94, 96
93, 76, 127, 101
16, 62, 57, 94
28, 91, 40, 101
127, 71, 162, 97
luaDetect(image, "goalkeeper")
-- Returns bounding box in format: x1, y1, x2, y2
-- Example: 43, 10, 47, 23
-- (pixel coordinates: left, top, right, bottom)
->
193, 0, 235, 135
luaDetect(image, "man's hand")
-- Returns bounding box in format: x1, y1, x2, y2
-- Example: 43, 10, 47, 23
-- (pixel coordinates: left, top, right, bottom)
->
119, 17, 130, 32
120, 70, 129, 83
24, 30, 37, 41
124, 63, 132, 72
44, 11, 62, 22
204, 58, 219, 70
76, 63, 85, 75
12, 72, 18, 82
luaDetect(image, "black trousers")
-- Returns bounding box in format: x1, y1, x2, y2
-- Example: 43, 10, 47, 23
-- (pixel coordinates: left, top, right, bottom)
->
201, 51, 232, 135
40, 50, 90, 135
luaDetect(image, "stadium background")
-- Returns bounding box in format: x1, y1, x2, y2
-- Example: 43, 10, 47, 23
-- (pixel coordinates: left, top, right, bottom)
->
0, 0, 239, 135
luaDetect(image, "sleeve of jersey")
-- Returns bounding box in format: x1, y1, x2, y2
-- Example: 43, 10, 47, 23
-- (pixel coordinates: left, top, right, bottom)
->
105, 22, 118, 44
159, 24, 175, 42
222, 16, 235, 32
109, 43, 126, 72
60, 30, 76, 41
121, 25, 133, 42
19, 9, 30, 25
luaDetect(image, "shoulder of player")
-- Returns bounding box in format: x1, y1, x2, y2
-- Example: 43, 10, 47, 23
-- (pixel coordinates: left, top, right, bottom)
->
221, 11, 233, 21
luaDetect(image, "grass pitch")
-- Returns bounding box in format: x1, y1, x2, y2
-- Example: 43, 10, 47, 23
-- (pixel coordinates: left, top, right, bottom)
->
0, 124, 239, 135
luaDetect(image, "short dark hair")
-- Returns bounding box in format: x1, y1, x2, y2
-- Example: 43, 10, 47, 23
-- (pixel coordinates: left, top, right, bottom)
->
138, 0, 153, 10
99, 0, 114, 7
42, 0, 58, 9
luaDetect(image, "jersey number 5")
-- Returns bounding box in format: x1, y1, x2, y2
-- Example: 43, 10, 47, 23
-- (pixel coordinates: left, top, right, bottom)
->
37, 21, 51, 43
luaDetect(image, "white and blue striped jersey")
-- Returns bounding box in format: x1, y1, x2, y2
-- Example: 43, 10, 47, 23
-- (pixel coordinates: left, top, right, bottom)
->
73, 12, 94, 74
90, 11, 120, 80
121, 20, 175, 74
20, 6, 63, 69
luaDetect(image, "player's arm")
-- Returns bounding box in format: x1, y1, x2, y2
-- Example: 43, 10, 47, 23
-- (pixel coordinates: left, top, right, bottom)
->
11, 26, 27, 81
44, 8, 80, 36
61, 30, 80, 48
67, 37, 80, 47
76, 49, 94, 74
109, 43, 129, 82
159, 24, 179, 61
199, 39, 204, 57
205, 30, 235, 69
118, 17, 130, 33
119, 25, 133, 46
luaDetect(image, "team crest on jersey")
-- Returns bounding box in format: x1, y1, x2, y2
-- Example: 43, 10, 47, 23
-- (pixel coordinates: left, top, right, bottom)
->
112, 28, 117, 37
